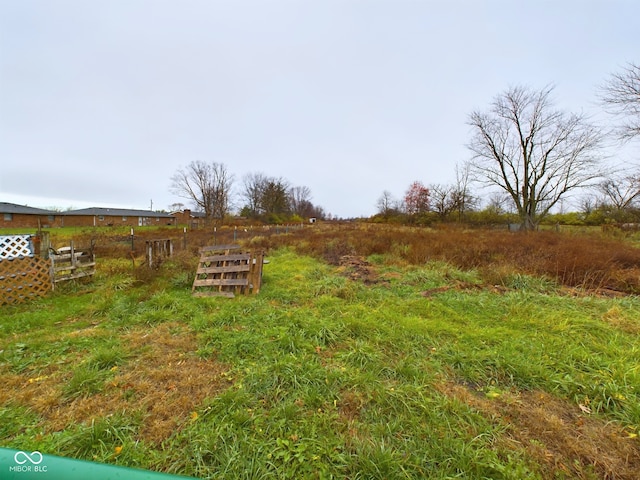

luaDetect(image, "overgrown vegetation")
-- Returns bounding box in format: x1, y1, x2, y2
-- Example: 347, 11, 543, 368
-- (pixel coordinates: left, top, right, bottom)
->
249, 223, 640, 294
1, 223, 639, 479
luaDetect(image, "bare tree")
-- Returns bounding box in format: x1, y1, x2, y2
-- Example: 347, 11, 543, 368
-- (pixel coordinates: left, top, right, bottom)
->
427, 177, 474, 222
452, 162, 476, 219
288, 185, 313, 216
599, 62, 640, 141
429, 184, 457, 220
241, 172, 268, 217
485, 191, 512, 214
168, 202, 185, 212
578, 195, 596, 217
467, 85, 604, 230
170, 161, 233, 223
599, 173, 640, 210
376, 190, 399, 217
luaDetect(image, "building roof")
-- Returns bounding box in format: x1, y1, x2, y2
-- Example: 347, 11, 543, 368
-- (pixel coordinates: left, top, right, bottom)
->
0, 202, 57, 215
170, 209, 207, 218
63, 207, 174, 218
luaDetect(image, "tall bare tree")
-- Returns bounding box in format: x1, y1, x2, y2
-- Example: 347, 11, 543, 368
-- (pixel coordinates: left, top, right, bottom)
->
376, 190, 399, 217
288, 185, 313, 217
467, 85, 604, 230
241, 172, 268, 217
452, 162, 476, 220
170, 161, 233, 223
599, 62, 640, 141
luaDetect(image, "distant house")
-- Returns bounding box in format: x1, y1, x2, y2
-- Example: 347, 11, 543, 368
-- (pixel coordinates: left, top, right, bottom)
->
171, 209, 207, 229
0, 202, 62, 228
62, 207, 176, 227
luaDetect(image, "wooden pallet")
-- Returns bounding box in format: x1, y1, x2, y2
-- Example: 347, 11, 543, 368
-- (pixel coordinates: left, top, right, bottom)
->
50, 241, 96, 289
192, 244, 264, 298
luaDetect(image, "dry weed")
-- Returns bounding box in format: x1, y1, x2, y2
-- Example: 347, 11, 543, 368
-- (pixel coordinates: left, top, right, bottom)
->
248, 224, 640, 294
438, 382, 640, 480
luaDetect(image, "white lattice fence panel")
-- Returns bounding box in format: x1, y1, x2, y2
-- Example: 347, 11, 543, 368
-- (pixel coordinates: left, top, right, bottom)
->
0, 235, 34, 259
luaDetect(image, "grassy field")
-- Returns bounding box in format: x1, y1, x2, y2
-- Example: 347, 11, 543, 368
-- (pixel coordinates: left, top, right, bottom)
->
1, 224, 640, 478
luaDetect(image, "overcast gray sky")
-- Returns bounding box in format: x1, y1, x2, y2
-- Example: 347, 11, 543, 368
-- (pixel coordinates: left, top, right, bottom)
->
1, 0, 638, 218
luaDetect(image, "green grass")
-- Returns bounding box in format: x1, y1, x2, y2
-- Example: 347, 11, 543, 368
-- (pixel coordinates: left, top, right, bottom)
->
1, 247, 639, 478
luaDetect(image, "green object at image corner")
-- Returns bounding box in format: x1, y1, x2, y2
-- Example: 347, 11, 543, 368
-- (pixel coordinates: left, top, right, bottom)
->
0, 448, 195, 480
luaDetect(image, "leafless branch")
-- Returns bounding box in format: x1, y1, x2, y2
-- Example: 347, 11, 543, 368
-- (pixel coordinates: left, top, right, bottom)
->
467, 85, 605, 229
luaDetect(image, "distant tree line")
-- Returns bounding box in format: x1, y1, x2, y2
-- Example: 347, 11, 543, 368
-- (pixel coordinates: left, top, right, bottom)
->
170, 161, 325, 224
375, 170, 640, 228
170, 63, 640, 228
239, 173, 325, 223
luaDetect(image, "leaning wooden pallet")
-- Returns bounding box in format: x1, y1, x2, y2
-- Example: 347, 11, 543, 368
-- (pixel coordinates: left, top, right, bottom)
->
50, 241, 96, 289
192, 244, 264, 298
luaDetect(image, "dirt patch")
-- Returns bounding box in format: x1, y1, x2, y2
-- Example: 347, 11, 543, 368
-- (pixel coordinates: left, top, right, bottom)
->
337, 255, 380, 285
0, 323, 230, 444
438, 382, 640, 480
337, 389, 366, 421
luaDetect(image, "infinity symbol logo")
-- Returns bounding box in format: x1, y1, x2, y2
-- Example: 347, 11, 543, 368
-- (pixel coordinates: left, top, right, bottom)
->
14, 451, 43, 465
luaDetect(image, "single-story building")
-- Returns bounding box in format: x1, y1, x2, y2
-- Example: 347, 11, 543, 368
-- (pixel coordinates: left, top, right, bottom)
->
0, 202, 63, 228
62, 207, 176, 227
171, 209, 207, 229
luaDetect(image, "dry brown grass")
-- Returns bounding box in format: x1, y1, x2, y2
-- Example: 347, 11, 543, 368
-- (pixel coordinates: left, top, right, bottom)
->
248, 223, 640, 294
438, 382, 640, 480
54, 221, 640, 293
0, 323, 230, 444
66, 226, 232, 260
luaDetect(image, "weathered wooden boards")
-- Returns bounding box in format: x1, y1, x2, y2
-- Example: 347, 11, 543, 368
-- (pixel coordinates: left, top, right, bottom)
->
192, 244, 264, 298
50, 241, 96, 289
